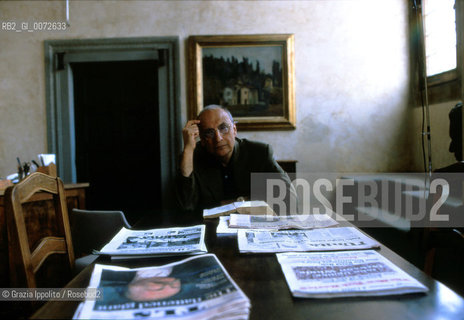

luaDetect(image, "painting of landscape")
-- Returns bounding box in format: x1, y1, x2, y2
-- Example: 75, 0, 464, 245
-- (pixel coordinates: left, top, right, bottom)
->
202, 45, 284, 118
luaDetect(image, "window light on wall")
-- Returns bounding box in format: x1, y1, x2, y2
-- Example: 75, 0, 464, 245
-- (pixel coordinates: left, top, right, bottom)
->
423, 0, 457, 77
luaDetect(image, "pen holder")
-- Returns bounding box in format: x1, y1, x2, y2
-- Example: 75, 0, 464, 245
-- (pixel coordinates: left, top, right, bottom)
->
36, 163, 57, 177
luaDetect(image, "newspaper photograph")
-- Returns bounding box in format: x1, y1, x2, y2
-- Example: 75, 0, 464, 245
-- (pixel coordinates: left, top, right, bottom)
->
73, 254, 250, 319
95, 225, 207, 258
229, 214, 338, 230
237, 227, 380, 253
276, 250, 428, 298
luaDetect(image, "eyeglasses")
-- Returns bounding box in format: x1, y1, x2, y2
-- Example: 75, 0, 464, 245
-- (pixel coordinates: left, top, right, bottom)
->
201, 122, 231, 139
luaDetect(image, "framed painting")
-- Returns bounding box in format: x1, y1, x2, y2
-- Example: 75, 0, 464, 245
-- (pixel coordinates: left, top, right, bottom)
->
188, 34, 296, 130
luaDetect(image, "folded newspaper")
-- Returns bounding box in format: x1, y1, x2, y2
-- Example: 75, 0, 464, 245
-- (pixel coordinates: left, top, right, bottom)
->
94, 225, 207, 259
203, 200, 276, 219
276, 250, 428, 298
216, 216, 238, 235
216, 216, 280, 236
229, 214, 338, 230
73, 254, 250, 319
237, 227, 381, 253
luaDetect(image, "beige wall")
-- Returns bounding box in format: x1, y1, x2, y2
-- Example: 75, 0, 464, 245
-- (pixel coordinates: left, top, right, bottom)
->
0, 0, 452, 178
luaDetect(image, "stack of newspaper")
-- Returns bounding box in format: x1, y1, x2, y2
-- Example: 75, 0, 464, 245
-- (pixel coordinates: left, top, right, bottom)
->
217, 213, 338, 235
228, 213, 338, 230
237, 227, 381, 253
73, 254, 250, 319
203, 200, 275, 219
94, 225, 207, 259
216, 216, 239, 235
276, 250, 428, 298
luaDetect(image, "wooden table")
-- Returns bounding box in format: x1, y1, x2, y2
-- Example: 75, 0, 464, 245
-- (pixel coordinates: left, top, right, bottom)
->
32, 217, 464, 320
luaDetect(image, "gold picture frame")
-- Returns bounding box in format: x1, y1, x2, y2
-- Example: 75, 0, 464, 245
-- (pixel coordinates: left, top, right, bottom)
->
188, 34, 296, 130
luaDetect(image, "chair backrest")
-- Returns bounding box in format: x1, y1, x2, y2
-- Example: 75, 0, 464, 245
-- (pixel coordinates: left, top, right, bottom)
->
4, 172, 75, 288
70, 208, 131, 256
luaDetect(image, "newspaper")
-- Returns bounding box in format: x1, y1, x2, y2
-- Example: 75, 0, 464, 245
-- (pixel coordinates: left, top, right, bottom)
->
216, 216, 238, 235
216, 216, 279, 236
276, 250, 428, 298
229, 214, 338, 230
73, 254, 250, 319
94, 225, 207, 259
203, 200, 275, 219
237, 227, 380, 253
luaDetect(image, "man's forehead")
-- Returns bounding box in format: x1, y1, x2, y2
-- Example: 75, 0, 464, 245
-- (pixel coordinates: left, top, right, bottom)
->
199, 109, 230, 128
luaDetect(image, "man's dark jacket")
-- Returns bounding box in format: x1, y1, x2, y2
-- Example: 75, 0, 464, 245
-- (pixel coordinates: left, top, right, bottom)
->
176, 138, 295, 212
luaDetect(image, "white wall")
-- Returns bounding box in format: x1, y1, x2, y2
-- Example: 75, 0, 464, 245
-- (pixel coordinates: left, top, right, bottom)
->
0, 0, 425, 178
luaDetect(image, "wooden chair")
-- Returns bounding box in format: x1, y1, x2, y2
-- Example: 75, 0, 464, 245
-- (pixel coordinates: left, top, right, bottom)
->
277, 160, 297, 174
4, 172, 75, 289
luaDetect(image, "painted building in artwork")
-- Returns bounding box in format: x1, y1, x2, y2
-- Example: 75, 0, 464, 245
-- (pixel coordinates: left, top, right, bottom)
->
238, 86, 259, 105
223, 87, 236, 105
222, 83, 260, 106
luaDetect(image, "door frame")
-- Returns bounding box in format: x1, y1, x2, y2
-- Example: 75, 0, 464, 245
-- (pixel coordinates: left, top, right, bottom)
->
44, 37, 181, 214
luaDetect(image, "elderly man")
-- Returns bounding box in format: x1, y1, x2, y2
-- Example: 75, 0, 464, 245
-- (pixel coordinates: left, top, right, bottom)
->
176, 104, 296, 213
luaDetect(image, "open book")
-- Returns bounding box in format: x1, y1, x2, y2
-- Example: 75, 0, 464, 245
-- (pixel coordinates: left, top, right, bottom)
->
276, 250, 428, 298
237, 227, 381, 253
93, 225, 207, 259
203, 200, 276, 219
73, 254, 250, 320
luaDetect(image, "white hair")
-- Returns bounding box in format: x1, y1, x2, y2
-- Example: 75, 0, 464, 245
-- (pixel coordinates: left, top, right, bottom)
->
198, 104, 234, 123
